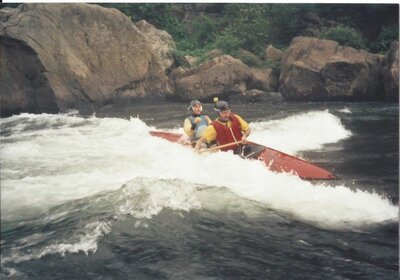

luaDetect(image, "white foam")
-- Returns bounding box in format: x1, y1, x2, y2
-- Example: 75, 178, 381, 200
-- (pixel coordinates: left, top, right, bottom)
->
1, 112, 397, 231
1, 221, 111, 264
159, 151, 398, 230
338, 107, 352, 114
249, 110, 352, 154
38, 221, 111, 257
117, 178, 202, 219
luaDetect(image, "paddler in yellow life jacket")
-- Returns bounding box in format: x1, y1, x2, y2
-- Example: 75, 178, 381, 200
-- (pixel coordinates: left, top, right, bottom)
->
183, 100, 212, 144
195, 98, 251, 154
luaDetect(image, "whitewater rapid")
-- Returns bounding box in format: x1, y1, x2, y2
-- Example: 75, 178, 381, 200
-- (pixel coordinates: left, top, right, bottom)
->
1, 110, 397, 232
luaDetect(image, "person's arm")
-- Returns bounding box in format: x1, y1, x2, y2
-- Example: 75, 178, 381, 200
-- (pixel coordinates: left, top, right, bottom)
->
183, 118, 195, 137
194, 136, 206, 151
194, 125, 216, 151
241, 128, 251, 144
235, 115, 251, 144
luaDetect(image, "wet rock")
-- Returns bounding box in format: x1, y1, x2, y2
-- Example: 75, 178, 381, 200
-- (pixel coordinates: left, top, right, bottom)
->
135, 19, 176, 72
381, 41, 399, 101
249, 68, 279, 92
175, 55, 251, 101
264, 45, 283, 62
279, 36, 385, 101
0, 3, 172, 116
231, 89, 283, 103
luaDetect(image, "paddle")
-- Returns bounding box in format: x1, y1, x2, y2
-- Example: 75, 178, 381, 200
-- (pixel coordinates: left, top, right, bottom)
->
198, 140, 242, 153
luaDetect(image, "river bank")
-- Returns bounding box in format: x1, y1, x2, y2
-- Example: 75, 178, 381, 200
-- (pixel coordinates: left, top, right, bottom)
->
1, 3, 398, 117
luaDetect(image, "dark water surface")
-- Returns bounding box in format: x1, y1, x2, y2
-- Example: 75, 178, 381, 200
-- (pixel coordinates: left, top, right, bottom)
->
1, 101, 398, 279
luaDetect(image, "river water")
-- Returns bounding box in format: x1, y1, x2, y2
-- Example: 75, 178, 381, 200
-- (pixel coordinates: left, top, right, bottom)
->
1, 101, 398, 279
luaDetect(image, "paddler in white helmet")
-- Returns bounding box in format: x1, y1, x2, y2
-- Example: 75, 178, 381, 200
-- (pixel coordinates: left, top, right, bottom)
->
183, 100, 212, 144
195, 97, 251, 153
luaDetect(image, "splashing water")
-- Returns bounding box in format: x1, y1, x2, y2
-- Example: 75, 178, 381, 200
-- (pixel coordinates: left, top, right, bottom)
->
249, 110, 352, 154
0, 111, 397, 233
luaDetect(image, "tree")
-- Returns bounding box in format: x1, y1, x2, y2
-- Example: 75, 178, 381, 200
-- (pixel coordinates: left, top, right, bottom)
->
319, 25, 367, 50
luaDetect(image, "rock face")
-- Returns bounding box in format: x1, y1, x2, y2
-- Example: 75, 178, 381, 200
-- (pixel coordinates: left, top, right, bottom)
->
174, 55, 252, 101
231, 89, 283, 103
135, 19, 176, 72
1, 35, 60, 115
249, 68, 279, 92
181, 55, 198, 68
381, 41, 399, 101
279, 37, 385, 101
264, 45, 283, 62
0, 3, 172, 116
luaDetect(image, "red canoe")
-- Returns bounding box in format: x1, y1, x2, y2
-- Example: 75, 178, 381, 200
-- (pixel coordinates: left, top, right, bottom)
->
149, 131, 336, 180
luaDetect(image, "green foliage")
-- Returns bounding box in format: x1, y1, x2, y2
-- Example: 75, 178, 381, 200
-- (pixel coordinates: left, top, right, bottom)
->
191, 14, 219, 48
132, 4, 170, 26
173, 43, 214, 68
104, 2, 397, 64
220, 4, 303, 55
319, 25, 367, 50
239, 54, 281, 71
263, 5, 301, 45
375, 25, 399, 52
102, 3, 168, 25
236, 52, 263, 68
316, 4, 398, 51
161, 13, 187, 42
103, 3, 189, 43
214, 31, 243, 56
169, 15, 217, 66
221, 4, 270, 54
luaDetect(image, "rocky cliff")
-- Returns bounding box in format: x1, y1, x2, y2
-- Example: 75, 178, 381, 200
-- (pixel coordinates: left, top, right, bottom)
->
381, 41, 399, 101
0, 3, 172, 116
1, 4, 398, 117
279, 37, 386, 101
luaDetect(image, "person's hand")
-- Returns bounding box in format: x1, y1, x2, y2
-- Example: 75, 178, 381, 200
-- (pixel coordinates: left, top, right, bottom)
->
205, 116, 211, 124
194, 117, 201, 124
194, 141, 202, 152
241, 135, 248, 144
194, 138, 206, 152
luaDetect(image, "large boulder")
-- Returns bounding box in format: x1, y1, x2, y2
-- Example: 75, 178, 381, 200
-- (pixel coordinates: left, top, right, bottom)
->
381, 41, 399, 101
174, 55, 252, 101
135, 19, 176, 72
168, 66, 188, 81
0, 3, 172, 116
181, 55, 198, 68
279, 36, 385, 101
230, 89, 283, 104
264, 45, 283, 62
249, 68, 279, 92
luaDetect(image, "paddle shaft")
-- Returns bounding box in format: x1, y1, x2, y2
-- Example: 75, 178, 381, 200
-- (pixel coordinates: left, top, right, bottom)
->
199, 140, 242, 153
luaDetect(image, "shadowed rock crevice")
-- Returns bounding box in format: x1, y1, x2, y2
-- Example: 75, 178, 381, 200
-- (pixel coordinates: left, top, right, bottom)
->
381, 41, 399, 101
0, 37, 59, 116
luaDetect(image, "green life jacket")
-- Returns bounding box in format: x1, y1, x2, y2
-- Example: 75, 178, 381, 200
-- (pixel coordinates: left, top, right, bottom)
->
187, 115, 209, 141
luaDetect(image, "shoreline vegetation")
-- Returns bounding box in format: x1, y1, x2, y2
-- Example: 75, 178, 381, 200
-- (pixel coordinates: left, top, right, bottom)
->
0, 3, 398, 117
104, 4, 398, 56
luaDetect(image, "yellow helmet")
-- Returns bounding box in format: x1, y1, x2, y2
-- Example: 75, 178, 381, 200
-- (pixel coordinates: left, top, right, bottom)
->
213, 97, 230, 112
